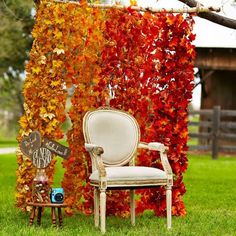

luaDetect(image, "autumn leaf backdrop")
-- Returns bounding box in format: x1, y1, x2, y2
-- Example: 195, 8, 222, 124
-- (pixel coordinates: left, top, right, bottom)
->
16, 0, 196, 217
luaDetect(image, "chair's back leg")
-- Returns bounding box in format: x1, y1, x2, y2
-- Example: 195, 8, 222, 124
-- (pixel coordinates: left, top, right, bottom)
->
94, 188, 100, 228
166, 186, 172, 229
100, 189, 106, 234
130, 189, 135, 226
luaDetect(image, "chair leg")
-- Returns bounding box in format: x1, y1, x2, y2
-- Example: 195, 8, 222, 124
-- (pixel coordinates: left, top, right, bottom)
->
166, 186, 172, 229
100, 189, 106, 234
94, 188, 99, 228
130, 189, 135, 226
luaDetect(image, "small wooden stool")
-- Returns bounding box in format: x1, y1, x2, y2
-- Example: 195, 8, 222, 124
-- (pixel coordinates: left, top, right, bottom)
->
28, 202, 67, 227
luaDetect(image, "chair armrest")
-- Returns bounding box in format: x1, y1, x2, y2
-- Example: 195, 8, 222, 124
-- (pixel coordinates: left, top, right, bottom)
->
138, 142, 173, 184
84, 143, 106, 179
85, 143, 104, 155
138, 142, 167, 152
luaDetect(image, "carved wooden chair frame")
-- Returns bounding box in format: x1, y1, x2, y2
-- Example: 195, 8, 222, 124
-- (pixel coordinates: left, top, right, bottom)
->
83, 107, 173, 234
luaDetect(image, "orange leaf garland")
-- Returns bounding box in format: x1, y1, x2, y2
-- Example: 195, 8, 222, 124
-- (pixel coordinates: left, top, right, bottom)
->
60, 4, 107, 215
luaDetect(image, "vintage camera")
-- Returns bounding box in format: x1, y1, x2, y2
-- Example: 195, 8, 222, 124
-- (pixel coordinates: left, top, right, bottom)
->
50, 188, 64, 203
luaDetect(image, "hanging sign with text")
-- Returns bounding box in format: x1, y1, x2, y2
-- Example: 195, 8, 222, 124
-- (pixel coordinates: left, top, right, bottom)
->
42, 138, 70, 159
19, 131, 71, 168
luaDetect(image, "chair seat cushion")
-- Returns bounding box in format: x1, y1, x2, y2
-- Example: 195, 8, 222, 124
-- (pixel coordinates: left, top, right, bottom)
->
90, 166, 167, 183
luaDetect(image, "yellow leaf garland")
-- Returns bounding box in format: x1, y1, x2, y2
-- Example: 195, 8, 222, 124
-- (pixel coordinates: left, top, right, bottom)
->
16, 0, 69, 210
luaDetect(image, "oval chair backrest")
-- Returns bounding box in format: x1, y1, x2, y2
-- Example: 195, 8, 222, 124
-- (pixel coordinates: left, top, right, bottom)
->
83, 109, 140, 166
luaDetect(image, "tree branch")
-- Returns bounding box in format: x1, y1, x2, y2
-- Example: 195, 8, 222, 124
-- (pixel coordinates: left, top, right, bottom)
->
179, 0, 236, 29
54, 0, 220, 13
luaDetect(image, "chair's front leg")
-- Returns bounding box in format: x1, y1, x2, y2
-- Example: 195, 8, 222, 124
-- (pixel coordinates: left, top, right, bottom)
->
166, 185, 172, 229
100, 189, 106, 234
88, 146, 107, 233
130, 189, 135, 226
94, 188, 100, 228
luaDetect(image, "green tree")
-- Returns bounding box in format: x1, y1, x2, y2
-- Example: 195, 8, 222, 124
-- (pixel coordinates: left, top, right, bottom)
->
0, 0, 34, 133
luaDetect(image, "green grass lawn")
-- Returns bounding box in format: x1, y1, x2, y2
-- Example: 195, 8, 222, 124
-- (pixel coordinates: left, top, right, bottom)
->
0, 154, 236, 236
0, 139, 18, 148
187, 114, 199, 146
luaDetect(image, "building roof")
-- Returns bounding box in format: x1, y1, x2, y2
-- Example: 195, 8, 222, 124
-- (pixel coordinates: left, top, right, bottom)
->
194, 17, 236, 48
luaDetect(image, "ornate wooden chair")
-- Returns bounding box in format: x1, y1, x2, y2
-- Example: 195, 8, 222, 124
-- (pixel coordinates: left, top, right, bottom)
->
83, 108, 173, 234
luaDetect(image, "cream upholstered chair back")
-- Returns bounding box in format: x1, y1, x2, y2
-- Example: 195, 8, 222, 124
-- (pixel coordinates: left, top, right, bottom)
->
83, 108, 140, 166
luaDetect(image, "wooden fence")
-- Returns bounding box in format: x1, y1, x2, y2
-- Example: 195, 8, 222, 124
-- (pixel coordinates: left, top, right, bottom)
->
188, 106, 236, 159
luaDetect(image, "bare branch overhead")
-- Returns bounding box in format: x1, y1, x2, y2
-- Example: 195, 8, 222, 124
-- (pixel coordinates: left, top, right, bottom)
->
54, 0, 220, 13
178, 0, 236, 29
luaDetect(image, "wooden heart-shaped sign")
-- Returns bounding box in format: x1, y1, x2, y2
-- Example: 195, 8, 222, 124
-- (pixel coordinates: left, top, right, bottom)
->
20, 131, 42, 157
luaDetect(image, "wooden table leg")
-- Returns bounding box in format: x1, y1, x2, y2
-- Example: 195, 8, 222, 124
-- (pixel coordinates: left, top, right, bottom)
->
29, 206, 36, 226
37, 207, 42, 225
58, 207, 63, 227
51, 207, 57, 226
